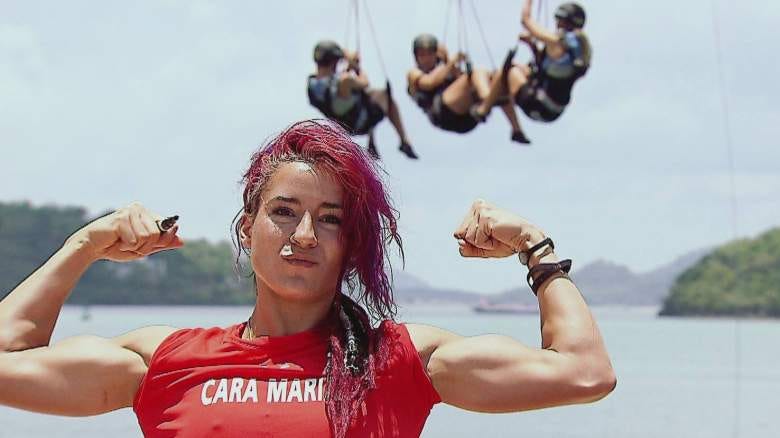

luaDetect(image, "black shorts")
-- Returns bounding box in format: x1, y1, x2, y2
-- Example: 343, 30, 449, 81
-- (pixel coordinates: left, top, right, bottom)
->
429, 94, 479, 134
515, 83, 566, 123
348, 98, 386, 136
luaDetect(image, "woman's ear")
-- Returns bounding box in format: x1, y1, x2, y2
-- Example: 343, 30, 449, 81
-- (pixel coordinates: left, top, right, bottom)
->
239, 213, 253, 250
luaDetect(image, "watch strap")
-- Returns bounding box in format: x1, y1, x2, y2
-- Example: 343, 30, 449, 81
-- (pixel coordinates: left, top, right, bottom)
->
526, 259, 573, 295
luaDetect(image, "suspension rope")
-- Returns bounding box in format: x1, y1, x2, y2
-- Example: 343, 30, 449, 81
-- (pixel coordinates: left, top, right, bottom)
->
536, 0, 544, 25
710, 1, 738, 239
354, 0, 361, 56
543, 0, 550, 30
457, 0, 469, 56
362, 0, 389, 80
710, 2, 741, 437
344, 0, 354, 53
442, 0, 454, 45
468, 0, 496, 69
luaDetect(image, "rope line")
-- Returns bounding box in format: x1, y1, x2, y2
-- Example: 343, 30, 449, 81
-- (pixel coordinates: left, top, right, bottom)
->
710, 0, 739, 239
344, 0, 353, 53
455, 0, 463, 55
710, 2, 741, 438
536, 0, 544, 24
468, 0, 495, 69
362, 0, 389, 79
442, 0, 454, 44
354, 0, 361, 56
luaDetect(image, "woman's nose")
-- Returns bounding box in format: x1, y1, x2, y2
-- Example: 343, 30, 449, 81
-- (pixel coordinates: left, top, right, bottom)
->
291, 211, 318, 248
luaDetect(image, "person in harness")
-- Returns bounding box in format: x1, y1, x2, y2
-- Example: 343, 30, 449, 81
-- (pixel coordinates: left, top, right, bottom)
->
406, 34, 531, 144
472, 1, 592, 139
307, 40, 418, 160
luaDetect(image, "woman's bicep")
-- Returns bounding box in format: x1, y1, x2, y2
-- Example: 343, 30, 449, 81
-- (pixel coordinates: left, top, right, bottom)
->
0, 334, 147, 416
427, 334, 589, 413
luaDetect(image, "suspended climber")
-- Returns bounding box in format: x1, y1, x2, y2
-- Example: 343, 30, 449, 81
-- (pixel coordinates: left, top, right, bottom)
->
473, 0, 592, 139
307, 40, 419, 160
407, 34, 531, 144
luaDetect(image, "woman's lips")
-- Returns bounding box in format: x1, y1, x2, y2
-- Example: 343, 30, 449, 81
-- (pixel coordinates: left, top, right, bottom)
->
284, 258, 317, 268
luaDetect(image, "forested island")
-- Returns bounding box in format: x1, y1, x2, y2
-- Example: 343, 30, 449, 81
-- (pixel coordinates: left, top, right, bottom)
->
0, 201, 253, 305
660, 227, 780, 317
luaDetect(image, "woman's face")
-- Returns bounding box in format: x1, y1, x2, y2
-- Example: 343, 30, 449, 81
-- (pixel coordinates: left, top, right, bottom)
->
241, 161, 346, 304
415, 48, 438, 72
556, 17, 573, 31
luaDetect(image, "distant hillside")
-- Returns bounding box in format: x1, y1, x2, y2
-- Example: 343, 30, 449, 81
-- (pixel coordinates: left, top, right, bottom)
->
0, 200, 714, 308
660, 228, 780, 317
391, 270, 479, 304
393, 249, 709, 307
479, 249, 709, 306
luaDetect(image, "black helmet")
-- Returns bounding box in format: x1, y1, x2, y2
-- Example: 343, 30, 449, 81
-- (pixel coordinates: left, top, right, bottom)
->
554, 3, 586, 28
412, 33, 438, 55
313, 40, 344, 64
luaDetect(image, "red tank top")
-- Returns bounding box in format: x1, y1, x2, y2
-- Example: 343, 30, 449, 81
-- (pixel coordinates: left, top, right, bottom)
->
133, 320, 440, 437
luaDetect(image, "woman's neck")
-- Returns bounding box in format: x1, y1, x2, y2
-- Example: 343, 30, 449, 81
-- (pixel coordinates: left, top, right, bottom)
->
316, 65, 336, 78
245, 288, 336, 338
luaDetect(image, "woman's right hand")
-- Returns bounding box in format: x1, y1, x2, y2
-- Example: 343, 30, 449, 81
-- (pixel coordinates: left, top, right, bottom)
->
67, 202, 184, 263
448, 51, 466, 67
436, 44, 449, 62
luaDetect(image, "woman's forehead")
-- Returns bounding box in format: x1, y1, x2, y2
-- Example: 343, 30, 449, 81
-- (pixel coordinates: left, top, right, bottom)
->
264, 161, 343, 202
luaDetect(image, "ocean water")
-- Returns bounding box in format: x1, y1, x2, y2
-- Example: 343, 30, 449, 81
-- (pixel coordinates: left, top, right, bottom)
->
1, 305, 778, 438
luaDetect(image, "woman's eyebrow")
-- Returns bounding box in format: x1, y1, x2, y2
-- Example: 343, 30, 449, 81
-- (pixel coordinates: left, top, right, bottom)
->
270, 196, 299, 205
270, 196, 342, 210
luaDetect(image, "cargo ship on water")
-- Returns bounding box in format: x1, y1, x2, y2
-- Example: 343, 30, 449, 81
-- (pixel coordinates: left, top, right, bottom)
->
472, 299, 538, 314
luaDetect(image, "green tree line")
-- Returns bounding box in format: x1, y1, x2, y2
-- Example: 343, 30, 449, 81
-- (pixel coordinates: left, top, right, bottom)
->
0, 201, 255, 305
661, 227, 780, 317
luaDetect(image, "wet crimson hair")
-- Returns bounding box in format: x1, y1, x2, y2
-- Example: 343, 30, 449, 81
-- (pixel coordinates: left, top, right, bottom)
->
231, 119, 402, 437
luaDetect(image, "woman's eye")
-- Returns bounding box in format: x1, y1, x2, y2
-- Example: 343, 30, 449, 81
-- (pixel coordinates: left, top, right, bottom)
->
321, 215, 342, 225
272, 207, 295, 217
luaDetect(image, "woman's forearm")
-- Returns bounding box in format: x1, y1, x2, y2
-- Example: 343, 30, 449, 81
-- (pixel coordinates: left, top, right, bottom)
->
417, 63, 457, 91
532, 254, 610, 365
538, 254, 614, 385
0, 236, 96, 352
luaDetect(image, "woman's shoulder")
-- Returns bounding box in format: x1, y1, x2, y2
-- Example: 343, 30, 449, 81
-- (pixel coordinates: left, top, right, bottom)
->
114, 325, 179, 367
116, 324, 235, 368
373, 320, 435, 366
373, 320, 443, 404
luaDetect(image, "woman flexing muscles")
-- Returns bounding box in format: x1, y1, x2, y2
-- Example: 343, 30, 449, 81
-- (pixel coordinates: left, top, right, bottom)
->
0, 120, 614, 437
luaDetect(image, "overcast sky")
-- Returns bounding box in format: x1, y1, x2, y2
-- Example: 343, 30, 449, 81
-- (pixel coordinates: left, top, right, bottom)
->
2, 1, 778, 294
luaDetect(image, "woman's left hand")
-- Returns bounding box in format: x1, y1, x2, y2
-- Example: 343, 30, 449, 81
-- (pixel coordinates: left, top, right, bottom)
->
453, 199, 545, 258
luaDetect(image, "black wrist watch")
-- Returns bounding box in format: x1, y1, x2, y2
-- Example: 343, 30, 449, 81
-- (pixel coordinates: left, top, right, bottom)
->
518, 237, 554, 266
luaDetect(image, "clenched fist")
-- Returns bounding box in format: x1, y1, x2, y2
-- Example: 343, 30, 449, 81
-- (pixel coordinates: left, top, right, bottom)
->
454, 199, 546, 258
66, 202, 184, 262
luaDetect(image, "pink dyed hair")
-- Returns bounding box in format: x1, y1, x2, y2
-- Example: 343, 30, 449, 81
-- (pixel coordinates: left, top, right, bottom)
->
232, 118, 403, 319
232, 119, 403, 436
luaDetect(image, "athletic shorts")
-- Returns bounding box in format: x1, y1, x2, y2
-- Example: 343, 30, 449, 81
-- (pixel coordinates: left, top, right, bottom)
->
429, 94, 479, 134
350, 98, 386, 135
515, 83, 566, 123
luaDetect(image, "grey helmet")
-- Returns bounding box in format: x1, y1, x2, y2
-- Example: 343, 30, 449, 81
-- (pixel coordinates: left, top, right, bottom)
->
554, 3, 586, 28
412, 33, 438, 55
313, 40, 344, 64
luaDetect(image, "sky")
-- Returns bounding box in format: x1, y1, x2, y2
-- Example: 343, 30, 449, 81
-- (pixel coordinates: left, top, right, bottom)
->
1, 1, 778, 294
